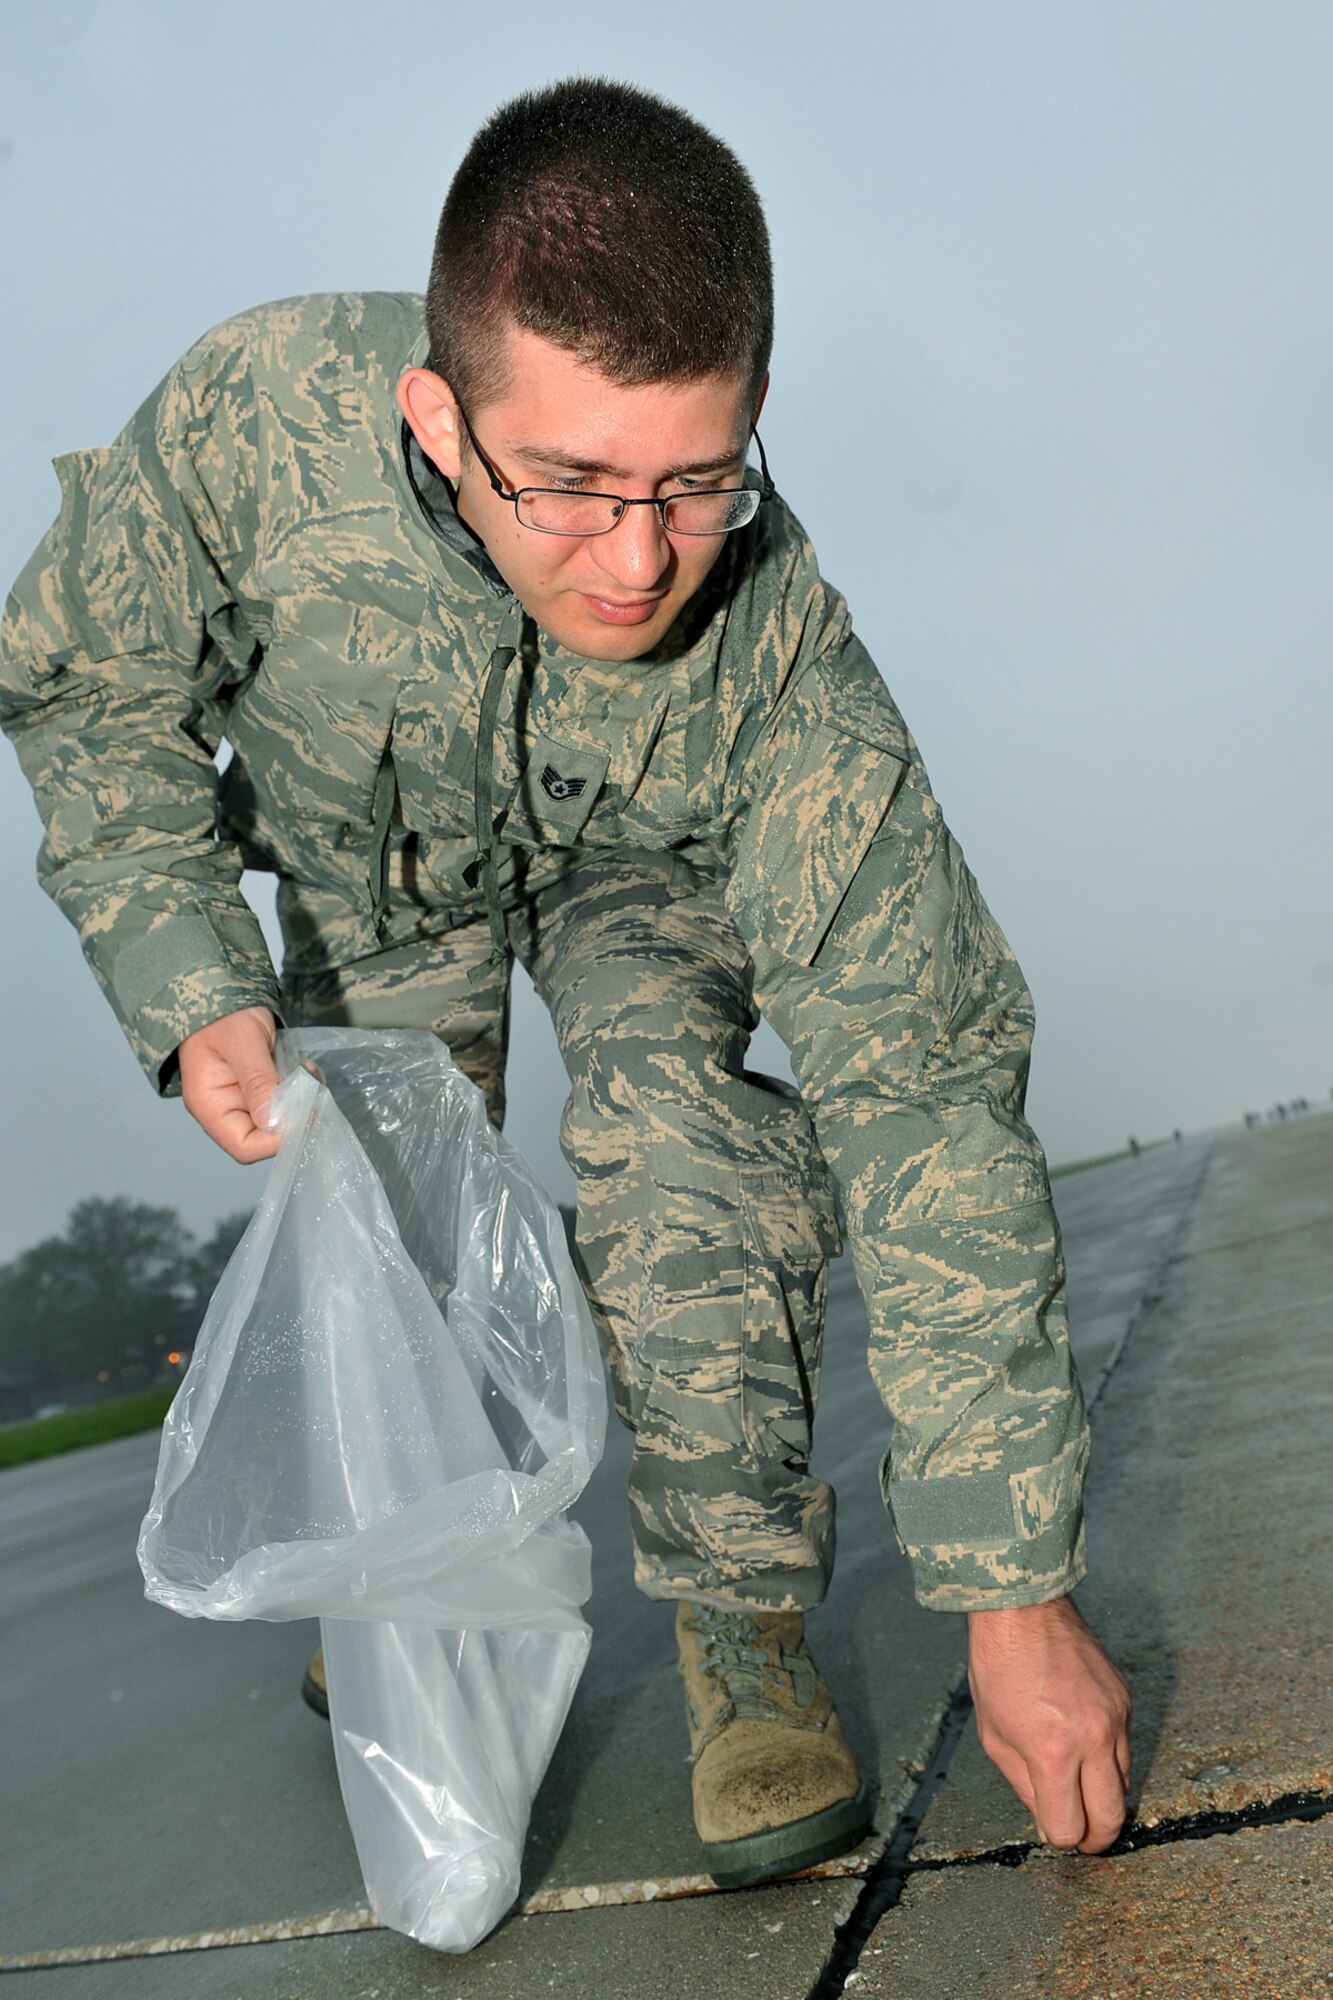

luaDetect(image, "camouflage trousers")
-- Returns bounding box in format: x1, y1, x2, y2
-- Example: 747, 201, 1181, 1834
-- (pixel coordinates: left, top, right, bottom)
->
283, 847, 842, 1613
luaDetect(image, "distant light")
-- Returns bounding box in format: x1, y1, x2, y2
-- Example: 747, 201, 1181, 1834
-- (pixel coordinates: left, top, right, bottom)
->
167, 1351, 182, 1366
97, 1370, 110, 1382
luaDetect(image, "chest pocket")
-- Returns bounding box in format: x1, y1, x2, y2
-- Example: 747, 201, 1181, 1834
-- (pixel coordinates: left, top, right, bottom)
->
499, 731, 611, 848
499, 669, 689, 851
726, 667, 912, 968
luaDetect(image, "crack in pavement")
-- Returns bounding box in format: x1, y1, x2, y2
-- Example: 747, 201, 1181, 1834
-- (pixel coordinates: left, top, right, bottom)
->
806, 1755, 1333, 2000
907, 1787, 1333, 1873
803, 1145, 1224, 2000
804, 1678, 977, 2000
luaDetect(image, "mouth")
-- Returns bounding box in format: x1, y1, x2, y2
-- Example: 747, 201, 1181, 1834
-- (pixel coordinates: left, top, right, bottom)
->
579, 593, 667, 625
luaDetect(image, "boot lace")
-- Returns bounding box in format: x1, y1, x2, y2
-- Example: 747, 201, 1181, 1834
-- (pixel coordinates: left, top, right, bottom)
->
692, 1605, 817, 1721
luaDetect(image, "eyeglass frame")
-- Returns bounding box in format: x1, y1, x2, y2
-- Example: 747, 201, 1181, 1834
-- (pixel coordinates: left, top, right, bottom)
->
453, 401, 775, 538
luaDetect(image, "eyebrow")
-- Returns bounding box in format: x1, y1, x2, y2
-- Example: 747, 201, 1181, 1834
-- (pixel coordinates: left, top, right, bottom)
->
511, 443, 748, 480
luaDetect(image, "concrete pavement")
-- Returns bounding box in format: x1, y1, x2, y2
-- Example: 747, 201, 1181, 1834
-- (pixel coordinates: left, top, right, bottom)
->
863, 1112, 1333, 1997
2, 1119, 1328, 1996
850, 1821, 1332, 1999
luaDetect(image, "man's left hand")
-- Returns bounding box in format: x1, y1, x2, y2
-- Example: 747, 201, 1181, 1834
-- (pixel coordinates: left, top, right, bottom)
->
966, 1594, 1131, 1853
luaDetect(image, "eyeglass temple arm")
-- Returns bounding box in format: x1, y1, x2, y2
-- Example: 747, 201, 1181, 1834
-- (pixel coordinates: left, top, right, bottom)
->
751, 428, 774, 498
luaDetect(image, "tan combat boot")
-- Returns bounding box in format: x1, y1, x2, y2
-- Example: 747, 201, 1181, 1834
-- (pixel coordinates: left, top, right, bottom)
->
676, 1601, 871, 1887
301, 1648, 329, 1718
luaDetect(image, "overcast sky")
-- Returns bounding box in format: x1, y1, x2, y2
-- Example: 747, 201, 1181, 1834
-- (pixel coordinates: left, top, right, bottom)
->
1, 0, 1330, 1261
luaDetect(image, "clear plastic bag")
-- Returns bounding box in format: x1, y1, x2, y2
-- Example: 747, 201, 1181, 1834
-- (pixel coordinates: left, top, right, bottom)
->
138, 1028, 607, 1951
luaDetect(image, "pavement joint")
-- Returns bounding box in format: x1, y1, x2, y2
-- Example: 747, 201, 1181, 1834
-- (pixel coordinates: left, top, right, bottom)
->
802, 1141, 1224, 2000
1081, 1144, 1215, 1419
802, 1768, 1333, 2000
0, 1844, 894, 1976
803, 1677, 978, 1999
0, 1910, 382, 1977
0, 1650, 934, 1976
901, 1786, 1333, 1874
519, 1835, 888, 1914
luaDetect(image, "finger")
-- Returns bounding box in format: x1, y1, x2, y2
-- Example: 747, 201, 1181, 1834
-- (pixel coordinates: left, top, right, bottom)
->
226, 1122, 282, 1164
210, 1108, 280, 1163
974, 1726, 1040, 1820
1077, 1750, 1128, 1854
192, 1085, 281, 1163
236, 1052, 280, 1133
1029, 1761, 1089, 1852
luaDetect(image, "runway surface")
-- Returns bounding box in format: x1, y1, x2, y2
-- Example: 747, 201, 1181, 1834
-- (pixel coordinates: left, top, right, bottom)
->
3, 1118, 1328, 1996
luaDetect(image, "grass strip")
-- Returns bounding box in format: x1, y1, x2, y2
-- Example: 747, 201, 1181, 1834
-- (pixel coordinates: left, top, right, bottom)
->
1051, 1148, 1132, 1178
1051, 1136, 1172, 1179
0, 1386, 175, 1470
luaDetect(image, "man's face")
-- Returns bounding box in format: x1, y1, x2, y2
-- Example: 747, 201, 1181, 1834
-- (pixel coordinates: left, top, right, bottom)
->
403, 326, 762, 662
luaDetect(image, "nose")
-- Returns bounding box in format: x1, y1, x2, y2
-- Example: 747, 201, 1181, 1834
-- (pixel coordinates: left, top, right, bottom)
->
591, 500, 673, 589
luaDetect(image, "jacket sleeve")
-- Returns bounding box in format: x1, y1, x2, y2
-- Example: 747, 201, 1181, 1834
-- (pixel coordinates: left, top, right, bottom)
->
721, 603, 1089, 1612
0, 350, 282, 1095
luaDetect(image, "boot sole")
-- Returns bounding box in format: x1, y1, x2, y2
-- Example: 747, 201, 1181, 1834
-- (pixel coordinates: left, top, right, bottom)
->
701, 1784, 874, 1889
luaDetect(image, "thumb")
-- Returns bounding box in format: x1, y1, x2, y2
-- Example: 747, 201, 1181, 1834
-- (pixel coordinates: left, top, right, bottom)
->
236, 1037, 280, 1132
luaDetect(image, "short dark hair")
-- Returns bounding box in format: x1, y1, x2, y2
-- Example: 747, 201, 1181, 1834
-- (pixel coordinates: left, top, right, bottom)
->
426, 78, 773, 414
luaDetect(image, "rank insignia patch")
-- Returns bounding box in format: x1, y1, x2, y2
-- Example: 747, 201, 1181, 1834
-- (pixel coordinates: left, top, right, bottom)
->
540, 765, 589, 802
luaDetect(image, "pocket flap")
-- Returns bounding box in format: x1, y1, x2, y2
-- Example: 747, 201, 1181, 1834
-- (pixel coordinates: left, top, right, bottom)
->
499, 731, 610, 847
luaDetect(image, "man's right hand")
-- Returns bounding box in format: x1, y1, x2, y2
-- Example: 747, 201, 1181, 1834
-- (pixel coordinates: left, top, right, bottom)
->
178, 1006, 281, 1162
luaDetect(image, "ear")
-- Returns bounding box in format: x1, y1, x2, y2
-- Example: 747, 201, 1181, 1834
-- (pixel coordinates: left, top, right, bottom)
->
751, 372, 770, 428
396, 367, 463, 480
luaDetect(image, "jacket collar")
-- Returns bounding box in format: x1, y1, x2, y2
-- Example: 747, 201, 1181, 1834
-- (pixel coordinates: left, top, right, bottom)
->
399, 421, 512, 599
394, 328, 510, 599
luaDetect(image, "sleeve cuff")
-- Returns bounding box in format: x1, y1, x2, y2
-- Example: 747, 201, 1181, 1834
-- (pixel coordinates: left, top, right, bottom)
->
883, 1429, 1090, 1612
100, 907, 282, 1095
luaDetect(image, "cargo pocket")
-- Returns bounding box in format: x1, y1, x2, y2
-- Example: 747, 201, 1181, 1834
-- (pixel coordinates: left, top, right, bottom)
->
939, 1095, 1051, 1218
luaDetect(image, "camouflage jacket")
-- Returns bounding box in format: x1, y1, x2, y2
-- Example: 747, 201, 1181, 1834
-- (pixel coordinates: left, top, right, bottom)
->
0, 293, 1088, 1610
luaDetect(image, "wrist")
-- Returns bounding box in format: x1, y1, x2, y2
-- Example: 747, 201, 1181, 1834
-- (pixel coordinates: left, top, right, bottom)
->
967, 1594, 1081, 1654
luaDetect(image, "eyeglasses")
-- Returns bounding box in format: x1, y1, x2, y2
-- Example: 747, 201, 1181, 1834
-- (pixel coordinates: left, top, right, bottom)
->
455, 404, 774, 537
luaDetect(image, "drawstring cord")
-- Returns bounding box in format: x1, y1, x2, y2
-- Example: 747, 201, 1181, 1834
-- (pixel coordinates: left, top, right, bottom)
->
469, 598, 525, 984
368, 736, 398, 942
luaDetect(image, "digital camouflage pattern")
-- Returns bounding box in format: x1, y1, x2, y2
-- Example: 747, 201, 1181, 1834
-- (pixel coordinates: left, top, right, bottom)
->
0, 292, 1089, 1610
286, 849, 840, 1612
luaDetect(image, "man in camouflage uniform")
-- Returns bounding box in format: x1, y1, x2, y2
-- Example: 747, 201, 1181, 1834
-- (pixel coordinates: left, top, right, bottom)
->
0, 81, 1129, 1885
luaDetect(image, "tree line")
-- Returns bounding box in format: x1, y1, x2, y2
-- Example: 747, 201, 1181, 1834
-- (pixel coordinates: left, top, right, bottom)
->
0, 1199, 251, 1421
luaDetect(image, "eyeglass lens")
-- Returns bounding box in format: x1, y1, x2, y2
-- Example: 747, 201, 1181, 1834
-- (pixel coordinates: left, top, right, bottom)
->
516, 488, 761, 536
